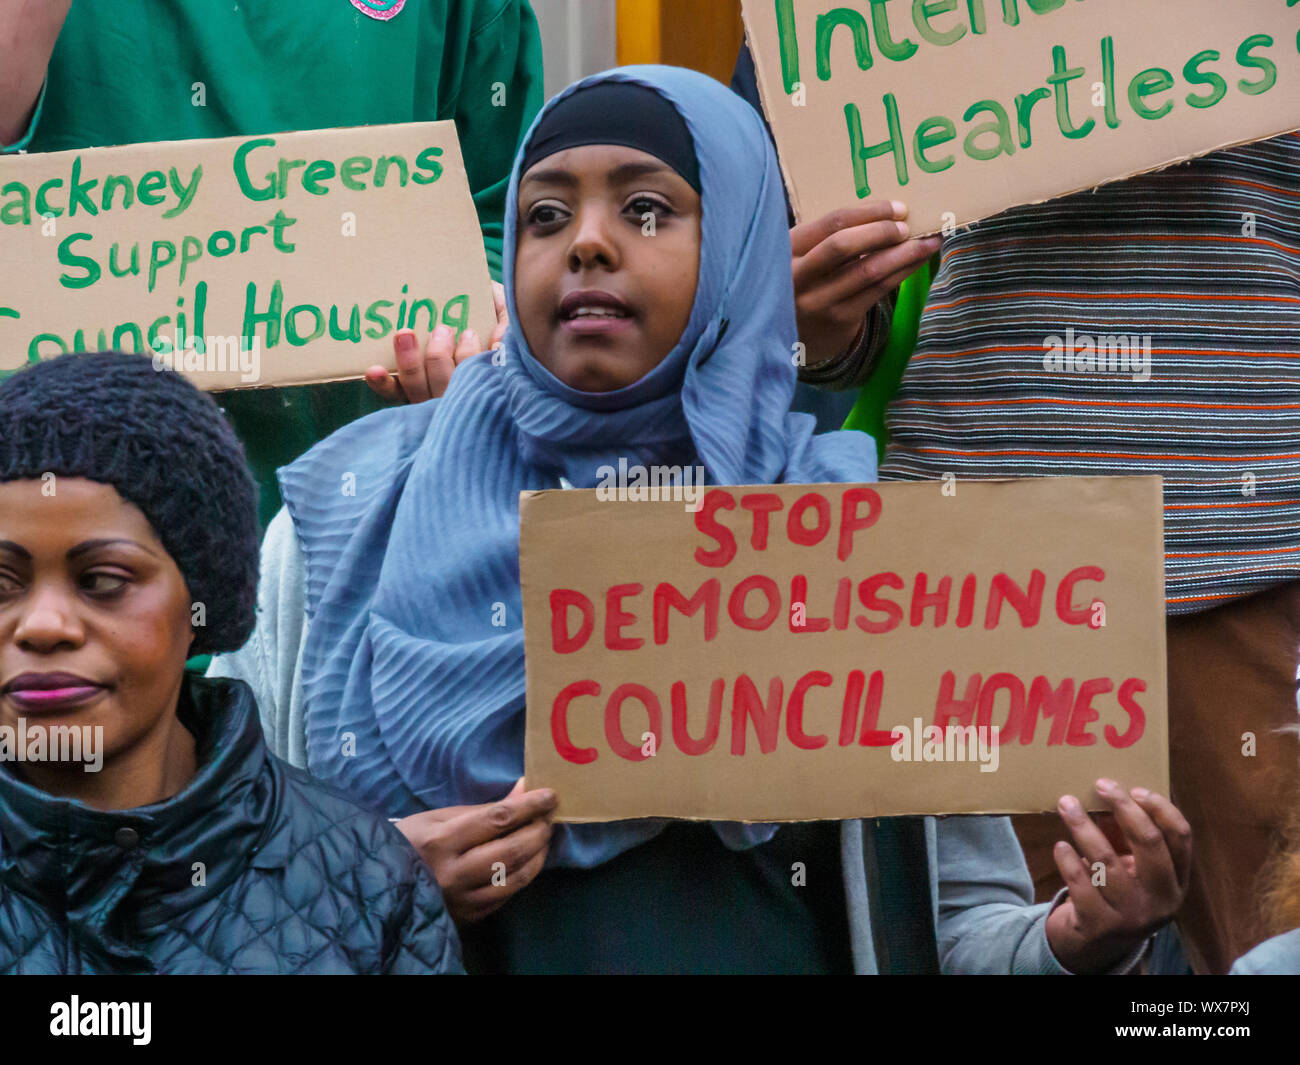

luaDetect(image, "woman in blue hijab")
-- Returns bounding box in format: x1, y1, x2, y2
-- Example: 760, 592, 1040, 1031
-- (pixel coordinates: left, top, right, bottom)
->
212, 65, 1190, 975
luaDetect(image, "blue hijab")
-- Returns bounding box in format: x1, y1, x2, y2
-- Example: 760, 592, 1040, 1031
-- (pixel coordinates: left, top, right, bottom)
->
280, 66, 878, 867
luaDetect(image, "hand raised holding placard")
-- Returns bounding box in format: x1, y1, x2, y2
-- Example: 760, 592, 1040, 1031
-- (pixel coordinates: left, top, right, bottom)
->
791, 200, 940, 369
366, 282, 509, 403
393, 777, 557, 925
1045, 780, 1193, 973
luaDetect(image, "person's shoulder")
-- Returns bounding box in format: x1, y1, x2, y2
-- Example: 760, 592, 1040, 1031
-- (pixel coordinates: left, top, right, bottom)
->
304, 401, 439, 469
248, 755, 460, 973
292, 358, 507, 469
276, 400, 440, 517
437, 0, 528, 32
265, 758, 429, 886
1230, 926, 1300, 975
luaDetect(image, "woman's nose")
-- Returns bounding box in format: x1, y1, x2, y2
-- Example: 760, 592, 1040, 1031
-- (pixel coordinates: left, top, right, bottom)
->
12, 585, 85, 653
567, 205, 621, 272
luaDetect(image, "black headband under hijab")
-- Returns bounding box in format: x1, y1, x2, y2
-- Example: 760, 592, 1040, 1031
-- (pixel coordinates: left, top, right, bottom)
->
519, 81, 702, 194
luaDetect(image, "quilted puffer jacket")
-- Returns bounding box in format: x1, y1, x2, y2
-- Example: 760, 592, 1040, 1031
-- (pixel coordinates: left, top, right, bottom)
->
0, 675, 462, 974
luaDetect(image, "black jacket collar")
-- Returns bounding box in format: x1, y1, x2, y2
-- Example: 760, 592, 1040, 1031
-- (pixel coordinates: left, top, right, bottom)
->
0, 675, 286, 960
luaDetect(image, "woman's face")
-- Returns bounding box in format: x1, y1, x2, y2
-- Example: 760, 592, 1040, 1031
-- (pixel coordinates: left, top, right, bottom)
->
514, 144, 702, 393
0, 478, 194, 780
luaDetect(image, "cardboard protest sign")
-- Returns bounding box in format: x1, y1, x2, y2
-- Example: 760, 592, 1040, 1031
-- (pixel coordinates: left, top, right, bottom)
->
521, 476, 1167, 822
0, 122, 494, 389
741, 0, 1300, 233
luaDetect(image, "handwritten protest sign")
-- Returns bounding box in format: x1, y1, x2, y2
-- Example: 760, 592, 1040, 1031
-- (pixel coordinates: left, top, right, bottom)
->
0, 122, 494, 389
741, 0, 1300, 233
521, 476, 1167, 822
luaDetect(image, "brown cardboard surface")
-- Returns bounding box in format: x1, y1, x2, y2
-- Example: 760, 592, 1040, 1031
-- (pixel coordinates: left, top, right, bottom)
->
0, 122, 494, 389
521, 477, 1167, 822
742, 0, 1300, 233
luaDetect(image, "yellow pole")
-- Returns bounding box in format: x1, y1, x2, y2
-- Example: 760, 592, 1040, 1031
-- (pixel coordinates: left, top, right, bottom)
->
616, 0, 661, 66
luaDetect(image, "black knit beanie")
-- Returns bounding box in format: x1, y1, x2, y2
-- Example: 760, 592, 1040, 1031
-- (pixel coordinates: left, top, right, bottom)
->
0, 352, 259, 655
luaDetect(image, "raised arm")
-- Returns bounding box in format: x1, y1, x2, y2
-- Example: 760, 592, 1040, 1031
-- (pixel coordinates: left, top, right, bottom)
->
730, 39, 938, 378
0, 0, 71, 148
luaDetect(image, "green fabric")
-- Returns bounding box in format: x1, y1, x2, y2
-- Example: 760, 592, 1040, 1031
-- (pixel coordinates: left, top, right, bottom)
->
459, 821, 853, 975
843, 261, 936, 460
185, 653, 213, 676
221, 381, 385, 527
30, 0, 544, 526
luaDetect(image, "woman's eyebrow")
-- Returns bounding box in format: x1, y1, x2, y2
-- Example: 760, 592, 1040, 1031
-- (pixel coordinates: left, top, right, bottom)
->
521, 161, 672, 191
67, 538, 159, 560
520, 167, 577, 189
0, 540, 31, 560
607, 161, 672, 183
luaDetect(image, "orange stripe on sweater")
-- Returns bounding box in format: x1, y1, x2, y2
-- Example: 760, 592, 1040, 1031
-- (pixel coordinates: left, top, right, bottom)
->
893, 397, 1300, 412
926, 291, 1300, 312
911, 448, 1300, 461
1167, 546, 1300, 559
1165, 500, 1300, 510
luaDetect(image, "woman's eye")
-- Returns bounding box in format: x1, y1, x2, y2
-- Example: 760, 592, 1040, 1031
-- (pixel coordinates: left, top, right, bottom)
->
81, 572, 129, 597
526, 203, 569, 228
627, 197, 672, 220
0, 572, 22, 596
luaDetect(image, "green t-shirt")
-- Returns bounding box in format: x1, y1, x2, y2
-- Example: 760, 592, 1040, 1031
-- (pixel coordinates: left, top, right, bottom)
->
22, 0, 543, 525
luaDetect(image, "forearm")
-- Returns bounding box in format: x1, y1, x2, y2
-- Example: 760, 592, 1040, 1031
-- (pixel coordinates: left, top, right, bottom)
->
798, 296, 894, 391
0, 0, 71, 147
935, 815, 1069, 974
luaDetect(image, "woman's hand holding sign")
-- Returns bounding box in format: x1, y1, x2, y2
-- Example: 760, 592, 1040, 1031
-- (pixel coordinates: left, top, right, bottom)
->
394, 777, 557, 925
1045, 779, 1193, 973
365, 324, 482, 404
791, 200, 941, 369
366, 281, 510, 403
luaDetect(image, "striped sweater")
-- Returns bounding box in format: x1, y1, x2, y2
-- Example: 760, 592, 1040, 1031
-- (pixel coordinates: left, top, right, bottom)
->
880, 133, 1300, 615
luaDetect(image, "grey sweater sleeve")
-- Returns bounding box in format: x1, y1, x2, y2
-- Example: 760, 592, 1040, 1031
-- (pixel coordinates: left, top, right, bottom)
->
933, 815, 1146, 975
932, 815, 1069, 974
207, 506, 312, 768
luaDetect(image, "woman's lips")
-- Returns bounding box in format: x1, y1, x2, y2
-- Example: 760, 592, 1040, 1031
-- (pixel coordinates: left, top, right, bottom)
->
1, 674, 109, 713
3, 686, 106, 713
560, 315, 635, 337
556, 290, 636, 336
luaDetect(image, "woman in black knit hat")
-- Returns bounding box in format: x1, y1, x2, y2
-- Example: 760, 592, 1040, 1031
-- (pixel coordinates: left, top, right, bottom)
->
0, 351, 462, 974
